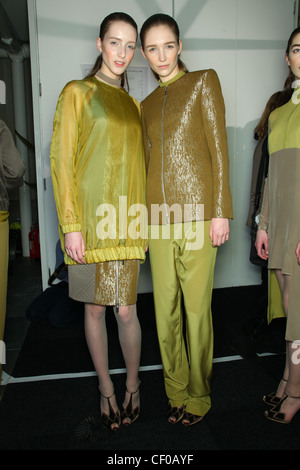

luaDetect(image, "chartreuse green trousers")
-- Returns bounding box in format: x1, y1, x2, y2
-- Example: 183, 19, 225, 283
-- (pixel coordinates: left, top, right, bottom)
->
149, 221, 217, 417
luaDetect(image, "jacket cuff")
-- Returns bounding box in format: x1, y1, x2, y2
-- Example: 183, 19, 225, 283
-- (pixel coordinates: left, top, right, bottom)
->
61, 223, 82, 234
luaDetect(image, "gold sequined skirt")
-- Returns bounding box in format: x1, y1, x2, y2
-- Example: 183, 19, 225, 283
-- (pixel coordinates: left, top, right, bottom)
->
68, 260, 139, 306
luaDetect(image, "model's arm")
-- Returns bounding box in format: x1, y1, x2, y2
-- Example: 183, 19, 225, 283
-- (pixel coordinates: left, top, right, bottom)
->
296, 241, 300, 264
201, 69, 233, 246
50, 82, 86, 263
255, 176, 269, 260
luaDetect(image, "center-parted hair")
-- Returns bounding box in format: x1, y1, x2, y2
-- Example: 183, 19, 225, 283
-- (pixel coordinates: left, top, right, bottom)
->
140, 13, 188, 80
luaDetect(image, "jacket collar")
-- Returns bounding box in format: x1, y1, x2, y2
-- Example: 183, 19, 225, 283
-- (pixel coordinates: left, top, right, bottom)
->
159, 70, 186, 87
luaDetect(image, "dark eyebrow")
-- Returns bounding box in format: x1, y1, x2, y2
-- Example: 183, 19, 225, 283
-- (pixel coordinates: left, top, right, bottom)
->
291, 44, 300, 48
145, 41, 176, 48
108, 36, 136, 44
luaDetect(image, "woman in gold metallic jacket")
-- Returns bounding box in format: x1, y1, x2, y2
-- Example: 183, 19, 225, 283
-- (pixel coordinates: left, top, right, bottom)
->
140, 14, 233, 426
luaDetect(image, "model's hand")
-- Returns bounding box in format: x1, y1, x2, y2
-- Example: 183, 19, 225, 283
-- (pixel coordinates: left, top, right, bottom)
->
209, 218, 230, 247
255, 229, 268, 260
296, 241, 300, 264
65, 231, 86, 264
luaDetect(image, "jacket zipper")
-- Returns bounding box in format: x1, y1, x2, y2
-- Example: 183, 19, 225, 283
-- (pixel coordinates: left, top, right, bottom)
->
161, 86, 169, 224
116, 260, 119, 313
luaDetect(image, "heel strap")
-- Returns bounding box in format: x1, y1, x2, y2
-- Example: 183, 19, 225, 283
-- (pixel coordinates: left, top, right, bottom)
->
100, 390, 117, 416
100, 390, 115, 400
99, 389, 117, 419
126, 384, 140, 396
124, 385, 140, 411
122, 382, 141, 425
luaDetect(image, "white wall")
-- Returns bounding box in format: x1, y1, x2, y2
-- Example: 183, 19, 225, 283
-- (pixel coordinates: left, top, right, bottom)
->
28, 0, 297, 291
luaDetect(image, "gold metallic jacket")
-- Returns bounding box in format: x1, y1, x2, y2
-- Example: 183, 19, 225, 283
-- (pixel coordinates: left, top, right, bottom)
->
141, 70, 233, 224
50, 78, 147, 265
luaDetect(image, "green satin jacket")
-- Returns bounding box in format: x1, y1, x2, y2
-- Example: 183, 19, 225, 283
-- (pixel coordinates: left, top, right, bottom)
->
141, 70, 233, 224
50, 78, 147, 265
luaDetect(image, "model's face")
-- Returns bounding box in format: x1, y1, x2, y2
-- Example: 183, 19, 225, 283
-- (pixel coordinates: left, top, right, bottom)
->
286, 32, 300, 80
141, 24, 182, 82
97, 21, 137, 79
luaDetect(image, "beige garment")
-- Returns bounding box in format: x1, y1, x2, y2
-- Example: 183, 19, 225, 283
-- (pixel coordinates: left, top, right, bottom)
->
259, 149, 300, 341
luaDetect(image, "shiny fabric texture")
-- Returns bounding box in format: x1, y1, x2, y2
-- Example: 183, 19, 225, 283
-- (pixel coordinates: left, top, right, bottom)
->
68, 259, 139, 306
258, 95, 300, 341
149, 221, 217, 416
50, 78, 147, 265
141, 70, 233, 224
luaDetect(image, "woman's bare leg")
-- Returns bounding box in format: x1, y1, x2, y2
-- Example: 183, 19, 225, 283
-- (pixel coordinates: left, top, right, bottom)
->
114, 304, 141, 421
84, 303, 118, 420
278, 341, 300, 421
272, 271, 300, 420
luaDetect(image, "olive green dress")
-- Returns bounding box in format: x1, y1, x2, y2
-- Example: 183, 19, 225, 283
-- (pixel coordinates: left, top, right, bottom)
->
259, 88, 300, 341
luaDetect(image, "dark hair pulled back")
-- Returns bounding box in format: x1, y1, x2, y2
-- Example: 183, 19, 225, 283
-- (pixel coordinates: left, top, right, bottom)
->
86, 12, 138, 89
284, 26, 300, 90
140, 13, 188, 80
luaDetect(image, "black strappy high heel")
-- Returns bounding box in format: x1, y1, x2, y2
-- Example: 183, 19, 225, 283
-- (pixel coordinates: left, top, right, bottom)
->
264, 395, 300, 424
122, 382, 141, 426
263, 378, 287, 406
167, 403, 185, 424
182, 411, 204, 426
100, 391, 121, 431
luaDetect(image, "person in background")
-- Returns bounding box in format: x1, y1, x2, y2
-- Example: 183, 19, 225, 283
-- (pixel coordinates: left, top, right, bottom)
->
50, 12, 147, 431
140, 14, 233, 426
245, 90, 291, 342
0, 120, 25, 383
256, 27, 300, 424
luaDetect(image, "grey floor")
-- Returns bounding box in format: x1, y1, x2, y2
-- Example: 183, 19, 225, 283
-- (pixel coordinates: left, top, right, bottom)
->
0, 256, 42, 397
